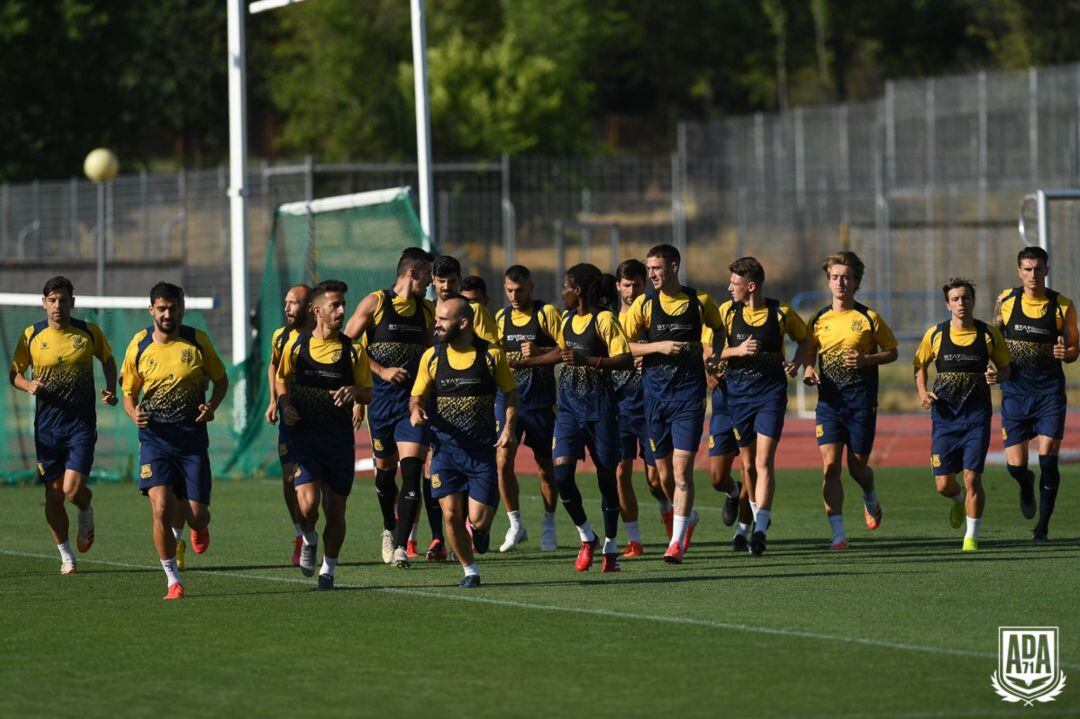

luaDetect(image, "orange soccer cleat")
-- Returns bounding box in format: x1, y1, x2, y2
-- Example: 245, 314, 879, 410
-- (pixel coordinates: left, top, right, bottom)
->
574, 535, 598, 572
291, 536, 302, 567
164, 582, 185, 600
620, 540, 644, 558
190, 527, 210, 554
864, 503, 883, 531
661, 509, 674, 540
406, 539, 421, 559
663, 541, 685, 564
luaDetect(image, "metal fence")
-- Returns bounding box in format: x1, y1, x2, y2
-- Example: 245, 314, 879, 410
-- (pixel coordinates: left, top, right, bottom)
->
6, 63, 1080, 360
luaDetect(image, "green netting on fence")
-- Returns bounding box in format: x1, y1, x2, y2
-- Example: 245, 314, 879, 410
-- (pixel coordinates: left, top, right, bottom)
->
2, 187, 426, 484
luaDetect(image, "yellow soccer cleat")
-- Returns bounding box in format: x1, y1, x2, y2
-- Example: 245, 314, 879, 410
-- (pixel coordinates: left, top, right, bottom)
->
962, 537, 978, 552
176, 539, 186, 570
949, 502, 964, 530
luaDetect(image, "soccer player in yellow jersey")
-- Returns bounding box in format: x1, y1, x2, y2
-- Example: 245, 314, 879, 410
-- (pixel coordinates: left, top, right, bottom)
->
278, 280, 373, 589
265, 284, 313, 566
9, 276, 117, 575
718, 257, 807, 556
994, 246, 1079, 542
914, 279, 1011, 551
494, 265, 563, 552
344, 248, 437, 566
460, 275, 490, 308
620, 244, 725, 563
121, 283, 228, 599
410, 297, 519, 588
798, 252, 898, 550
432, 255, 501, 344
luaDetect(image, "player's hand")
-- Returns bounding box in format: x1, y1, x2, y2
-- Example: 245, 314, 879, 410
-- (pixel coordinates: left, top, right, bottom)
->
803, 366, 819, 386
410, 405, 428, 427
352, 402, 366, 430
633, 355, 644, 372
738, 338, 761, 356
494, 427, 517, 449
783, 361, 799, 377
521, 340, 536, 358
25, 379, 45, 396
265, 401, 278, 424
330, 386, 354, 407
507, 356, 526, 370
843, 349, 864, 368
706, 373, 718, 389
561, 348, 587, 366
380, 366, 409, 385
282, 403, 300, 426
100, 388, 119, 406
1053, 336, 1067, 360
132, 403, 149, 428
657, 340, 686, 356
195, 403, 216, 423
919, 391, 937, 410
985, 363, 1000, 385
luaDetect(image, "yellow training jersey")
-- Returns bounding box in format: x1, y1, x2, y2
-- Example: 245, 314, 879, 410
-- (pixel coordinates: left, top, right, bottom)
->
620, 288, 724, 341
807, 303, 897, 408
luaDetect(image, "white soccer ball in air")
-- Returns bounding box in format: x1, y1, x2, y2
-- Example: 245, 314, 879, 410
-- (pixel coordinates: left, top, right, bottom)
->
83, 148, 119, 182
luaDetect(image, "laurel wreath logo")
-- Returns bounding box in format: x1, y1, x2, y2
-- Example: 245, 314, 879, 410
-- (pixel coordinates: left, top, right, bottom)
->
991, 671, 1067, 706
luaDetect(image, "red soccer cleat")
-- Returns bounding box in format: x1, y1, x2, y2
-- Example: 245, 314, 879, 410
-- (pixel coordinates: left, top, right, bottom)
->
601, 553, 621, 573
164, 582, 185, 600
406, 539, 421, 558
190, 527, 210, 554
620, 540, 644, 558
425, 538, 448, 562
574, 535, 598, 572
76, 526, 94, 554
683, 511, 701, 551
663, 541, 685, 564
830, 540, 849, 551
661, 509, 674, 540
864, 503, 883, 531
291, 536, 302, 567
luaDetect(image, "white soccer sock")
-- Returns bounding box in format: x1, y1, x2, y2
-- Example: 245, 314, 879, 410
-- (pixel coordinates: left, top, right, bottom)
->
755, 509, 772, 533
602, 537, 618, 555
828, 515, 846, 542
508, 510, 522, 531
735, 522, 751, 538
302, 531, 318, 546
161, 557, 182, 587
672, 513, 689, 547
57, 542, 75, 565
463, 562, 479, 577
863, 488, 878, 509
576, 521, 595, 543
657, 497, 673, 515
171, 526, 183, 542
320, 555, 338, 577
950, 490, 965, 504
625, 520, 642, 544
965, 517, 981, 540
293, 522, 303, 538
409, 523, 418, 542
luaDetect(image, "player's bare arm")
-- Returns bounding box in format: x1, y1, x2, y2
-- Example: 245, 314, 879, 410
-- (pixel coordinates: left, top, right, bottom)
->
196, 374, 229, 423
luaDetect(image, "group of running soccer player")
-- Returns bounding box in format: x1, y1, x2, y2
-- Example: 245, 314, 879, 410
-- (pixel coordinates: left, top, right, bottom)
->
10, 244, 1076, 599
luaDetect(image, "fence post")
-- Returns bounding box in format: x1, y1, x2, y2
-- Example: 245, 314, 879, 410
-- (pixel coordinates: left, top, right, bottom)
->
140, 170, 149, 248
977, 71, 988, 281
794, 106, 806, 210
69, 177, 78, 250
580, 188, 591, 263
501, 154, 515, 268
1, 183, 7, 257
553, 220, 564, 300
885, 80, 896, 187
925, 78, 937, 328
1029, 67, 1039, 182
304, 154, 314, 202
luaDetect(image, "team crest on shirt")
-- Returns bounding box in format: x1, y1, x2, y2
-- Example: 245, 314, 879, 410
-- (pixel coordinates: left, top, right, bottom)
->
278, 443, 288, 457
733, 428, 741, 441
816, 424, 824, 438
851, 319, 865, 332
181, 348, 194, 364
1002, 428, 1008, 441
72, 335, 86, 350
373, 439, 383, 452
708, 436, 715, 449
431, 474, 442, 489
140, 464, 153, 478
37, 463, 45, 476
931, 454, 941, 468
331, 349, 342, 363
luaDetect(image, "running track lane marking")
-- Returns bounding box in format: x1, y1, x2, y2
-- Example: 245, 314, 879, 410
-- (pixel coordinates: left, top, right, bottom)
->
4, 548, 1077, 670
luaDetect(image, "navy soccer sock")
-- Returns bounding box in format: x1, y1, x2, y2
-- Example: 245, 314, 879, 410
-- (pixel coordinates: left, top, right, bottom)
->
374, 467, 398, 532
554, 462, 587, 526
422, 475, 445, 542
393, 457, 423, 548
1037, 454, 1061, 533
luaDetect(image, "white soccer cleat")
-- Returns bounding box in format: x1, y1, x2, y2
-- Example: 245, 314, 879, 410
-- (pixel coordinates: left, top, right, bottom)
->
76, 508, 95, 553
381, 530, 395, 564
499, 525, 528, 552
60, 560, 78, 575
392, 546, 411, 569
540, 516, 557, 552
299, 541, 317, 577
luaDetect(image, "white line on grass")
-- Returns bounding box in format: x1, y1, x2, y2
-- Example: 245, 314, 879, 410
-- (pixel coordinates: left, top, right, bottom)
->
8, 548, 1075, 670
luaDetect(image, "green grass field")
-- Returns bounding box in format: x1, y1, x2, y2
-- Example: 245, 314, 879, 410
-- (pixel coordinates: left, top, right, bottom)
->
2, 467, 1078, 718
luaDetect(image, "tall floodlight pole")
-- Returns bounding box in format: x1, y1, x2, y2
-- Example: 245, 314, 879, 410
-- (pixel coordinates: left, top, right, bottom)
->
410, 0, 435, 246
227, 0, 250, 367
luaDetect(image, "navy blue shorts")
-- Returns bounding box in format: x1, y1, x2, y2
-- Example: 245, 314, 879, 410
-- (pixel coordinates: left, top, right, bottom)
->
931, 420, 991, 475
139, 442, 212, 505
708, 400, 738, 457
816, 402, 877, 456
369, 409, 431, 459
430, 446, 499, 507
292, 440, 356, 496
277, 423, 293, 467
554, 410, 621, 471
496, 402, 555, 459
618, 413, 656, 466
646, 399, 706, 458
36, 427, 96, 483
1000, 392, 1066, 447
730, 396, 787, 447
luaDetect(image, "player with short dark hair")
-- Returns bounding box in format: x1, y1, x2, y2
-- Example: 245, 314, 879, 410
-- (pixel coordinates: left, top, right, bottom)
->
994, 246, 1079, 542
343, 247, 438, 565
718, 257, 807, 557
620, 244, 726, 564
265, 284, 314, 566
799, 251, 898, 550
914, 279, 1011, 551
495, 264, 562, 552
278, 279, 373, 589
410, 297, 519, 588
460, 275, 489, 307
121, 282, 229, 599
553, 264, 633, 573
9, 276, 118, 575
